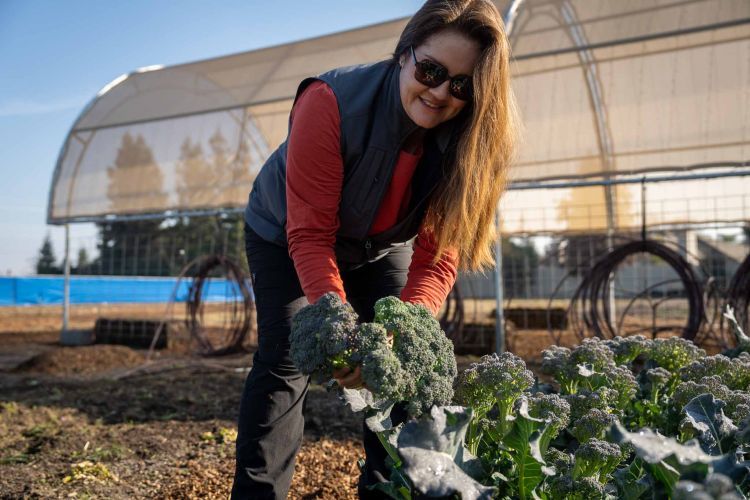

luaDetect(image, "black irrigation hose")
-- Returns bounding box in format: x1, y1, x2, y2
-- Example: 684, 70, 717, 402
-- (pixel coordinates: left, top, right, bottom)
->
185, 254, 255, 356
568, 240, 705, 341
725, 252, 750, 338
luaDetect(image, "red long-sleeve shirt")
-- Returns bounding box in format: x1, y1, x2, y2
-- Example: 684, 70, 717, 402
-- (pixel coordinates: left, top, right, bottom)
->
285, 81, 458, 315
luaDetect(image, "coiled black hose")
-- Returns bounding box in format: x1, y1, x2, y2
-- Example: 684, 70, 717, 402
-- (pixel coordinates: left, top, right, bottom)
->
568, 240, 704, 341
185, 254, 255, 356
724, 252, 750, 339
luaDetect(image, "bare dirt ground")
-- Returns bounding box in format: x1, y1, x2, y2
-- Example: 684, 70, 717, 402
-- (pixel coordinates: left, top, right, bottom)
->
0, 304, 566, 499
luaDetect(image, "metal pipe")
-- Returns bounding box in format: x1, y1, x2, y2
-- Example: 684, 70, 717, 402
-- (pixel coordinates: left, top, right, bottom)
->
508, 168, 750, 190
62, 224, 70, 332
494, 211, 505, 354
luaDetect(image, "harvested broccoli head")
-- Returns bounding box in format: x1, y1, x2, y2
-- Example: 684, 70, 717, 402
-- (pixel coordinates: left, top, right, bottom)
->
454, 351, 534, 430
372, 297, 457, 416
602, 335, 651, 365
649, 336, 706, 372
572, 438, 624, 482
289, 292, 359, 377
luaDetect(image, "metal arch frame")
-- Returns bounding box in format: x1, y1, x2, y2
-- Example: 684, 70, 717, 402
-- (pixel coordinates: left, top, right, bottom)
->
558, 0, 618, 233
494, 0, 528, 353
494, 0, 620, 353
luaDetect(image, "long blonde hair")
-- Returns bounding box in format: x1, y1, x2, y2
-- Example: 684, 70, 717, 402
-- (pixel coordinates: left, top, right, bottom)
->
394, 0, 519, 270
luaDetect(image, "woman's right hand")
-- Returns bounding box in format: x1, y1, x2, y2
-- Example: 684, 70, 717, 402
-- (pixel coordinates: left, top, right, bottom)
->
333, 365, 364, 389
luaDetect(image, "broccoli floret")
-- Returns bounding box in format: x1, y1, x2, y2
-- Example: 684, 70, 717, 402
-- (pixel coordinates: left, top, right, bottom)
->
569, 338, 617, 374
644, 367, 674, 401
289, 292, 359, 377
541, 345, 577, 393
606, 365, 639, 412
454, 351, 534, 435
672, 375, 749, 421
527, 393, 571, 454
572, 438, 624, 482
673, 376, 731, 409
373, 296, 457, 416
566, 388, 616, 422
603, 335, 651, 365
729, 352, 750, 389
570, 408, 617, 443
547, 474, 609, 500
545, 448, 574, 475
649, 336, 706, 372
541, 339, 618, 395
679, 354, 736, 388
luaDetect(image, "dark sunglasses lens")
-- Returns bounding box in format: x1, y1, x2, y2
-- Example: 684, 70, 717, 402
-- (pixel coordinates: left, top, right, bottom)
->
415, 60, 447, 87
450, 76, 472, 100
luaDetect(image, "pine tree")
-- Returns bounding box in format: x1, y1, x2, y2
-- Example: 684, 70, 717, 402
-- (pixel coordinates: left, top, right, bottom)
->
36, 235, 61, 274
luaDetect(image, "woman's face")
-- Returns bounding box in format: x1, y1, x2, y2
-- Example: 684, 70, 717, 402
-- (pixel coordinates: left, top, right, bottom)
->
399, 30, 481, 129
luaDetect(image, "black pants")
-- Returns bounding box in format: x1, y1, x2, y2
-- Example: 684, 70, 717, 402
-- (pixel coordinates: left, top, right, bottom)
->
231, 225, 412, 500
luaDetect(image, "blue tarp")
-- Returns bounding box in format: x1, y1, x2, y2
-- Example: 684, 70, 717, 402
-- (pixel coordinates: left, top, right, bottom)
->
0, 276, 253, 306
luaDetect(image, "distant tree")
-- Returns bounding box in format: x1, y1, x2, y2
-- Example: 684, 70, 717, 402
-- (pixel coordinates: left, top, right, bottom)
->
175, 137, 214, 208
35, 235, 62, 274
73, 248, 91, 274
106, 132, 168, 213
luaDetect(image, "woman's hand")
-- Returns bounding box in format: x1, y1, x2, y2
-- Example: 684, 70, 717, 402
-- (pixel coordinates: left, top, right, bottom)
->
332, 365, 364, 389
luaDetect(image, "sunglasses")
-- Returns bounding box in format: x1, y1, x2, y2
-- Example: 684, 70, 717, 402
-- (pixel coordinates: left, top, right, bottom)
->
410, 45, 473, 101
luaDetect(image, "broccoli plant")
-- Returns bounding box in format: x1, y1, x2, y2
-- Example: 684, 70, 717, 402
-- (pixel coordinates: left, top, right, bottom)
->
454, 351, 534, 450
649, 336, 706, 372
603, 335, 651, 365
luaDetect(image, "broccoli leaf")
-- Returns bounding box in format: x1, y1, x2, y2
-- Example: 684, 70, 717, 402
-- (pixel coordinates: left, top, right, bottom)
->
608, 422, 713, 465
613, 458, 653, 500
502, 398, 552, 500
398, 447, 495, 500
339, 387, 390, 413
680, 394, 738, 455
396, 406, 493, 499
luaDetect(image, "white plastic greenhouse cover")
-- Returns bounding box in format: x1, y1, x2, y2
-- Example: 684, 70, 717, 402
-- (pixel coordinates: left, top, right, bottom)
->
48, 0, 750, 235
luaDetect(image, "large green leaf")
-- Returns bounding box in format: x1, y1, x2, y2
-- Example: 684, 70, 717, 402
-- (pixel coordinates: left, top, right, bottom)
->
609, 422, 713, 465
680, 394, 738, 455
398, 447, 495, 499
613, 458, 652, 500
503, 398, 552, 500
395, 406, 494, 499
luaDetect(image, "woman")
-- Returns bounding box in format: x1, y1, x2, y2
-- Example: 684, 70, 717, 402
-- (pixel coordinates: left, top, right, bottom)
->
232, 0, 518, 498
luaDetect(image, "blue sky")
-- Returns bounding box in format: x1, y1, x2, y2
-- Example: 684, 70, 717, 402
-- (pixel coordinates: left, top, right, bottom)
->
0, 0, 423, 275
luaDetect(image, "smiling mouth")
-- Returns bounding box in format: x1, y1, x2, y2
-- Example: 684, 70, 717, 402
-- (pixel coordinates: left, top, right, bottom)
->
419, 97, 444, 111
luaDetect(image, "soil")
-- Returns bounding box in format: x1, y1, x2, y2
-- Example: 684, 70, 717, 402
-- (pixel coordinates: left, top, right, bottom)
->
0, 304, 565, 499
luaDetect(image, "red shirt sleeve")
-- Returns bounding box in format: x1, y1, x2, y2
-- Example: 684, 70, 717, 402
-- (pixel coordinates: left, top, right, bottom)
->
286, 81, 347, 304
400, 227, 459, 316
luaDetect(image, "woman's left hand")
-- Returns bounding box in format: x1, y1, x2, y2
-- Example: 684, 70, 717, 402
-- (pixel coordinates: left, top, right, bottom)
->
333, 365, 365, 389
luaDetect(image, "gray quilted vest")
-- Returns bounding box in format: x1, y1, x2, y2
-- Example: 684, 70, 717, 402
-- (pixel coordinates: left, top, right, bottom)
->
244, 60, 460, 269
